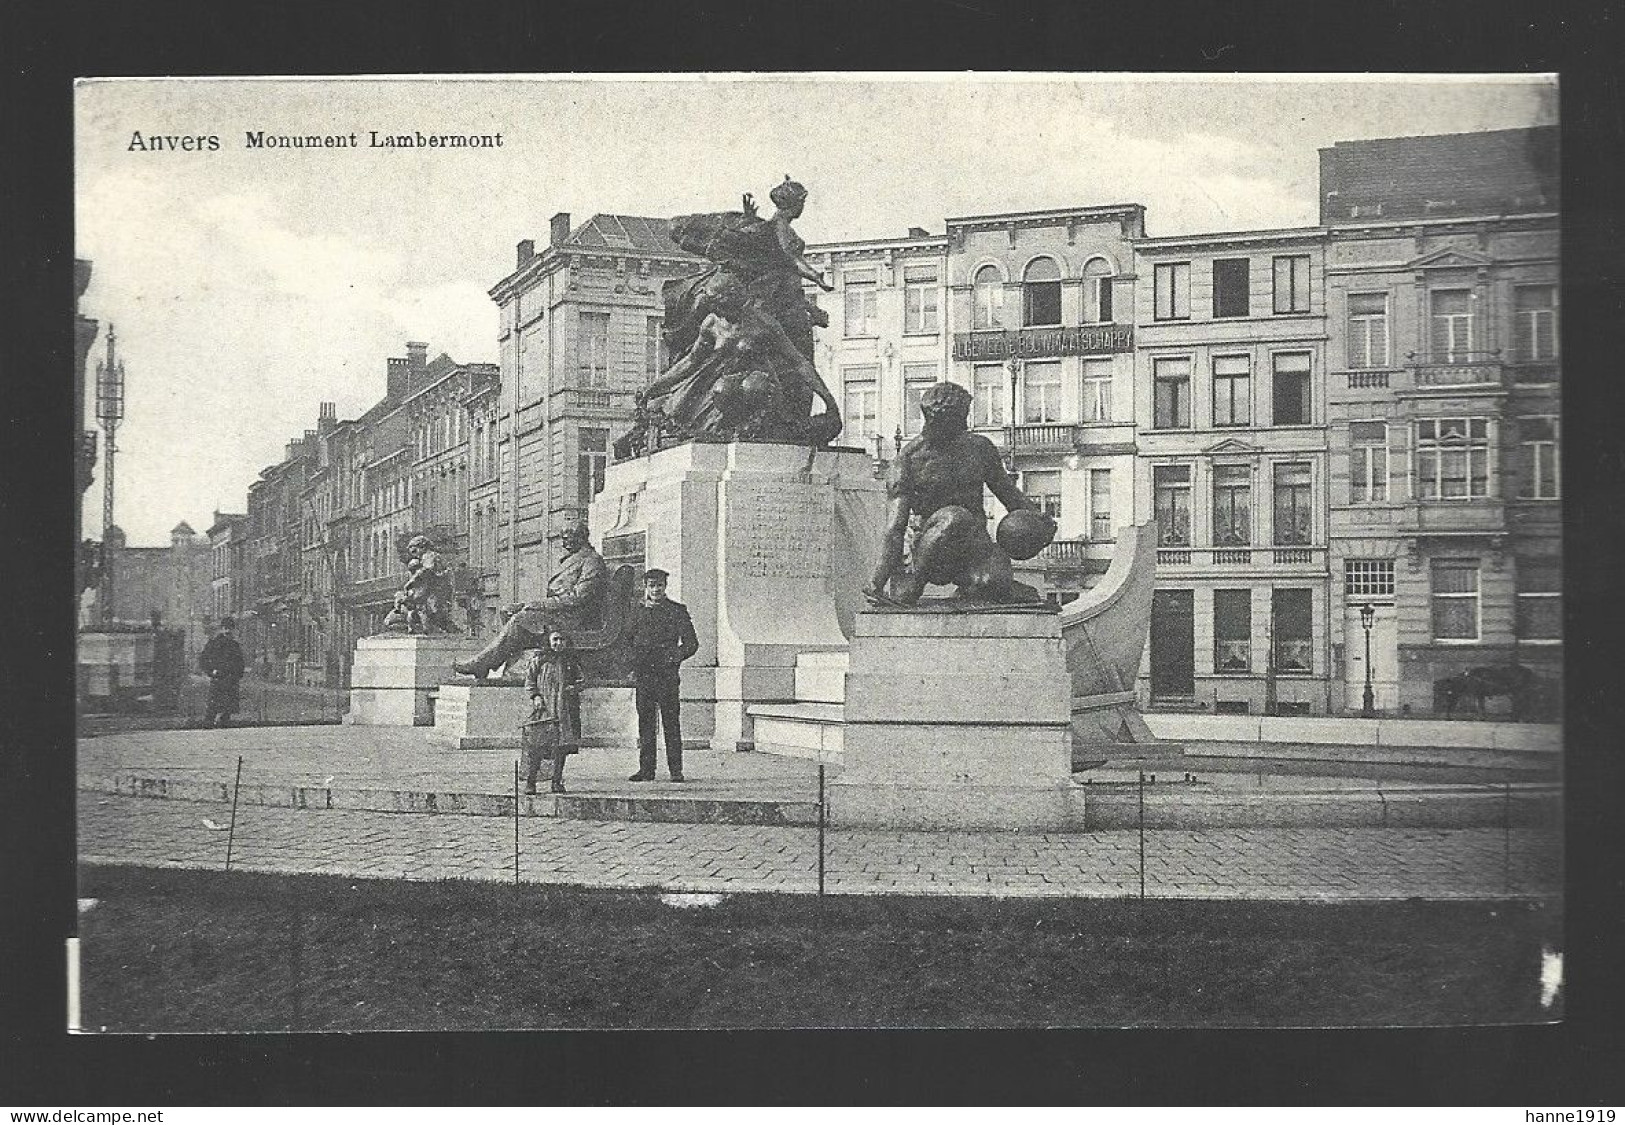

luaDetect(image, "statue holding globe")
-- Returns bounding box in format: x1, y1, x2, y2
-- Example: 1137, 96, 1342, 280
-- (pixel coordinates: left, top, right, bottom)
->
864, 381, 1056, 609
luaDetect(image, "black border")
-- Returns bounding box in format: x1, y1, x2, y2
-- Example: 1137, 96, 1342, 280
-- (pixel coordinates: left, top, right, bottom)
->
6, 0, 1624, 1106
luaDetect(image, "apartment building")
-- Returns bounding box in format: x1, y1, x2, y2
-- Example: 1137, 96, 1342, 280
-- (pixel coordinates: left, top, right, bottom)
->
1133, 228, 1331, 713
1321, 126, 1560, 715
486, 214, 703, 605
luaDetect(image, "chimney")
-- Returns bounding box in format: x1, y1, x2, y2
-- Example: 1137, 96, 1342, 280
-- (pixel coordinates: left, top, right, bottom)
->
550, 212, 572, 247
516, 239, 535, 267
406, 341, 428, 376
317, 401, 337, 433
907, 226, 928, 238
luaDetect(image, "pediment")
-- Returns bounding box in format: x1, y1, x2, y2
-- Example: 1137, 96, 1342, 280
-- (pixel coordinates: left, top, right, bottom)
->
1406, 246, 1494, 271
1202, 437, 1262, 457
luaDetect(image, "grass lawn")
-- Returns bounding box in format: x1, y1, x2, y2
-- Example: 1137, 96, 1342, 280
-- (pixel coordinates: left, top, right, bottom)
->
78, 864, 1560, 1031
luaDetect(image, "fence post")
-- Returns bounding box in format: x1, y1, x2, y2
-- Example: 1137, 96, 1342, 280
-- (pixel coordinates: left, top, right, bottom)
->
225, 755, 244, 871
1137, 769, 1146, 901
817, 764, 826, 899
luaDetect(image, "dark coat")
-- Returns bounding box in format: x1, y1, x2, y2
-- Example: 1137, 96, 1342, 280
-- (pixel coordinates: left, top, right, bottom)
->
626, 598, 699, 680
198, 633, 245, 681
524, 650, 583, 755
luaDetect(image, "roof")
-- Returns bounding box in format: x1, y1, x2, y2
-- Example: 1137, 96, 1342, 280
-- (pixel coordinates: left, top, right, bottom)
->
563, 214, 687, 255
1319, 126, 1558, 225
171, 521, 196, 536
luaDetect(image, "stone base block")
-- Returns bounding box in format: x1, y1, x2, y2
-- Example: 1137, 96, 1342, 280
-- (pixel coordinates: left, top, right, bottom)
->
428, 683, 530, 749
346, 634, 466, 726
827, 780, 1083, 831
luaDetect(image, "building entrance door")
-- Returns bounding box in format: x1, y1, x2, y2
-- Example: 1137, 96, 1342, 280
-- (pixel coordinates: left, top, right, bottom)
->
1343, 602, 1399, 712
1150, 589, 1195, 700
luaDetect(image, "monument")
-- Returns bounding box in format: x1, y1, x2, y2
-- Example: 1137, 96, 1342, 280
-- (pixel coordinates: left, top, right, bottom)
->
431, 524, 636, 749
346, 532, 464, 726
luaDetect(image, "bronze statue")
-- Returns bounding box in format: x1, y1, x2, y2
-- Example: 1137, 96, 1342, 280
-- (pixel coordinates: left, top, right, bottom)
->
384, 534, 458, 634
452, 523, 609, 678
865, 382, 1055, 608
616, 177, 843, 452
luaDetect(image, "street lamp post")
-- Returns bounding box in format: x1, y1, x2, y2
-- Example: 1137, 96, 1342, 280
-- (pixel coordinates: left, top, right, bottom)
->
1359, 601, 1376, 717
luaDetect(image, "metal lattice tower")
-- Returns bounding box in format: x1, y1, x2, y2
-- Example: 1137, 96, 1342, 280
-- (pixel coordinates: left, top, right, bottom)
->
95, 325, 125, 622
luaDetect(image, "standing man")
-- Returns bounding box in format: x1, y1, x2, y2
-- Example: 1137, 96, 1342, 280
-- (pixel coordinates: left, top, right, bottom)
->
452, 524, 608, 678
198, 616, 246, 728
626, 568, 699, 782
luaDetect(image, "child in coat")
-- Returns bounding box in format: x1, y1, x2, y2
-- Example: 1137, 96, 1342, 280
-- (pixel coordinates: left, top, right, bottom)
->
524, 630, 582, 794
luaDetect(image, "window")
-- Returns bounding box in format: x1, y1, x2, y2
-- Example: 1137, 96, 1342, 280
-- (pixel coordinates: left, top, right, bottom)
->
1273, 255, 1311, 314
1212, 258, 1250, 318
1023, 258, 1062, 327
1345, 559, 1396, 598
902, 364, 936, 436
1430, 289, 1475, 362
1517, 416, 1560, 499
1211, 465, 1252, 546
1516, 559, 1562, 642
1154, 262, 1191, 320
1089, 468, 1112, 541
1081, 359, 1113, 422
1083, 258, 1114, 323
1514, 285, 1558, 361
1212, 355, 1251, 427
1273, 589, 1313, 672
1415, 418, 1492, 500
1347, 293, 1390, 368
842, 366, 879, 444
577, 428, 608, 507
1022, 361, 1063, 423
903, 265, 939, 334
578, 311, 610, 387
1023, 469, 1062, 521
645, 317, 665, 380
1154, 465, 1192, 546
843, 268, 877, 337
1153, 357, 1192, 429
1349, 421, 1389, 503
972, 364, 1005, 427
972, 265, 1005, 330
1431, 559, 1481, 641
1214, 589, 1252, 672
1272, 463, 1313, 545
1272, 352, 1311, 425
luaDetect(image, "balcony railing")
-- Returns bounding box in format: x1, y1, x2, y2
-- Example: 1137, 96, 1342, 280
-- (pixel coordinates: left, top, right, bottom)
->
1347, 370, 1392, 389
1510, 360, 1559, 385
1407, 351, 1505, 388
1273, 548, 1315, 564
1035, 538, 1088, 567
1154, 546, 1326, 569
1009, 422, 1077, 451
1212, 548, 1252, 565
1157, 548, 1192, 566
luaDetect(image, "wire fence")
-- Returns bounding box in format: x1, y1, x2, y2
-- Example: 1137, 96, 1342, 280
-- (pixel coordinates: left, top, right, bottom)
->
79, 747, 1564, 908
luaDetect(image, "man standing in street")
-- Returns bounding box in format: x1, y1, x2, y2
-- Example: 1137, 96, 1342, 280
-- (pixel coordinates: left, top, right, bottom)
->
198, 616, 246, 728
452, 523, 608, 678
626, 568, 698, 782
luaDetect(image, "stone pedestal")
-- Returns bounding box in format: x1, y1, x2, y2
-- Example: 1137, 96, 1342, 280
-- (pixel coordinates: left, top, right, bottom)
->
589, 441, 885, 751
346, 634, 466, 726
428, 684, 641, 750
827, 610, 1082, 831
428, 682, 528, 748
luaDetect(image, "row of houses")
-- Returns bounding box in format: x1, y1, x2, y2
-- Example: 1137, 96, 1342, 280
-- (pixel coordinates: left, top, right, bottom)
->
206, 125, 1560, 715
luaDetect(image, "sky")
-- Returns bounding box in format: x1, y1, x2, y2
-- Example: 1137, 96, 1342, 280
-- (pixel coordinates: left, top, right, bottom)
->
74, 74, 1556, 545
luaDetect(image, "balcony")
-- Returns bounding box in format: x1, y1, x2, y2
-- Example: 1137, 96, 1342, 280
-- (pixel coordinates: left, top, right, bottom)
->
1510, 360, 1560, 386
1154, 546, 1327, 570
1272, 547, 1314, 564
1346, 370, 1393, 390
1212, 548, 1252, 565
1009, 422, 1078, 453
1406, 351, 1506, 390
1035, 538, 1088, 567
1157, 547, 1192, 566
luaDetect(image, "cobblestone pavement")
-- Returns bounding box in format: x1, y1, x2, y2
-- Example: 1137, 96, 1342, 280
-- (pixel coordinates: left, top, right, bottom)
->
79, 791, 1561, 900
